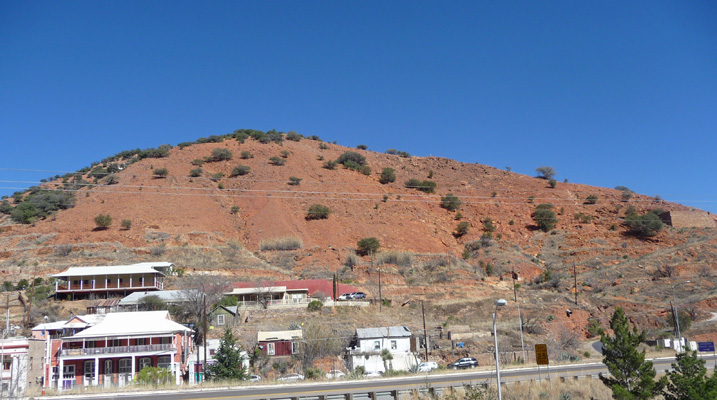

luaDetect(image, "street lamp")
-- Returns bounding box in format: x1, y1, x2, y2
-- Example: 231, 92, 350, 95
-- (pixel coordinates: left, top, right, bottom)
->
493, 299, 507, 400
671, 280, 690, 352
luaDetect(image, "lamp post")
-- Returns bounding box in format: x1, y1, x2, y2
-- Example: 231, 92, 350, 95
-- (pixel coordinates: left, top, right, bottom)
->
671, 280, 690, 352
493, 299, 507, 400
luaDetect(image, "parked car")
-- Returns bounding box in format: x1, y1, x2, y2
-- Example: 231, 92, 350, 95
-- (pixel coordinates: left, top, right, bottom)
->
417, 361, 439, 372
350, 292, 367, 300
326, 369, 346, 379
337, 293, 351, 301
363, 370, 383, 378
278, 373, 305, 381
248, 374, 262, 382
448, 357, 478, 369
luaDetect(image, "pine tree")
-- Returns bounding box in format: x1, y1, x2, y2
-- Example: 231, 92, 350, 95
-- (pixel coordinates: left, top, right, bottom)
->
600, 307, 664, 399
663, 350, 717, 400
205, 328, 247, 381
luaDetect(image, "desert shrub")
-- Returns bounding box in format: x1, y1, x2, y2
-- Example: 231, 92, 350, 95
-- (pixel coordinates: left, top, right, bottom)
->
356, 144, 368, 150
280, 150, 290, 158
356, 237, 380, 256
483, 217, 495, 232
344, 252, 359, 267
138, 144, 172, 159
532, 203, 557, 232
336, 151, 366, 166
548, 179, 557, 188
286, 131, 302, 141
319, 143, 329, 150
288, 177, 302, 186
240, 151, 254, 159
230, 206, 239, 214
55, 244, 73, 256
260, 236, 304, 251
574, 213, 593, 224
208, 148, 233, 162
191, 158, 205, 166
535, 166, 556, 180
440, 193, 461, 211
0, 200, 11, 215
189, 168, 203, 177
269, 156, 285, 166
307, 300, 323, 312
625, 212, 663, 237
230, 165, 251, 177
405, 179, 436, 193
103, 174, 119, 185
621, 189, 634, 201
454, 221, 469, 237
210, 172, 224, 182
585, 194, 598, 205
121, 219, 132, 230
196, 135, 224, 144
322, 160, 338, 170
153, 168, 169, 178
306, 204, 330, 220
94, 214, 113, 230
10, 190, 76, 224
358, 165, 371, 175
377, 251, 413, 267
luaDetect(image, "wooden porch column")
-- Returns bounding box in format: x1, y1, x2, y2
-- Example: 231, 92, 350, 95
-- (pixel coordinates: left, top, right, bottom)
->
58, 358, 64, 392
94, 357, 99, 386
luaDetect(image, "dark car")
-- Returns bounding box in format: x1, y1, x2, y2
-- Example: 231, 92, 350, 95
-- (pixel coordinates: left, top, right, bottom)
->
448, 357, 478, 369
350, 292, 367, 300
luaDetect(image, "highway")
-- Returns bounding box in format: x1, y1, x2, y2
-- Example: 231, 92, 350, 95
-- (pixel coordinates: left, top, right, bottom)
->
43, 354, 717, 400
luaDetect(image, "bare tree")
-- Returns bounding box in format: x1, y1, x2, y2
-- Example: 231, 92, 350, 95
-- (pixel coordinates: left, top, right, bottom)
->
298, 321, 346, 369
252, 280, 276, 310
175, 274, 232, 327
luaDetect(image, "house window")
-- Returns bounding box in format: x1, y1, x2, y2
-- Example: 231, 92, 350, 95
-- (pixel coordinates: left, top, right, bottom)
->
104, 360, 113, 375
390, 340, 397, 350
292, 341, 299, 355
373, 340, 381, 350
217, 315, 225, 325
119, 359, 132, 374
210, 349, 215, 356
139, 357, 152, 371
111, 339, 122, 347
158, 356, 171, 370
86, 341, 96, 348
160, 337, 172, 345
2, 359, 10, 370
136, 338, 147, 346
267, 343, 275, 356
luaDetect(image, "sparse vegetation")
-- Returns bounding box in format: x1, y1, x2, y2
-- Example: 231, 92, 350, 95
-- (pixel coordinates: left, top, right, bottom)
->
260, 237, 303, 251
585, 194, 598, 205
189, 168, 203, 177
209, 148, 233, 162
280, 150, 290, 158
322, 160, 338, 170
405, 179, 436, 193
482, 217, 495, 232
240, 151, 254, 159
548, 179, 557, 188
356, 237, 380, 256
288, 177, 302, 186
306, 204, 330, 220
454, 221, 469, 237
153, 168, 169, 178
532, 203, 558, 232
625, 209, 664, 237
269, 156, 286, 166
440, 193, 461, 211
356, 144, 368, 150
121, 219, 132, 230
336, 151, 366, 167
230, 165, 251, 177
535, 166, 556, 180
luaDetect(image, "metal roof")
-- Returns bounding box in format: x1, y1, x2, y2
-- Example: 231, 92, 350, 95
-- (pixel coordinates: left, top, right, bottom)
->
70, 311, 191, 338
118, 290, 191, 305
356, 326, 412, 339
257, 329, 303, 342
51, 263, 167, 278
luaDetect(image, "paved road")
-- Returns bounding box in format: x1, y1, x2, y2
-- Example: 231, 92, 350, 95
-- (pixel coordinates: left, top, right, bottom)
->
43, 354, 717, 400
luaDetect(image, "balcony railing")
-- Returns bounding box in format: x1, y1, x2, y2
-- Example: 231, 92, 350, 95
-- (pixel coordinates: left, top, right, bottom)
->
60, 343, 173, 357
56, 280, 163, 292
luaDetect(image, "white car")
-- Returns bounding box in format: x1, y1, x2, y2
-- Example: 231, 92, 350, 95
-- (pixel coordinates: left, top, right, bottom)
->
337, 293, 351, 301
363, 371, 383, 378
278, 373, 304, 382
417, 361, 438, 372
326, 369, 346, 379
248, 374, 262, 382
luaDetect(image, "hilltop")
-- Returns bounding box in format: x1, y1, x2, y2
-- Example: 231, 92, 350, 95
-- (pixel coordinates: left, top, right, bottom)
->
1, 129, 716, 346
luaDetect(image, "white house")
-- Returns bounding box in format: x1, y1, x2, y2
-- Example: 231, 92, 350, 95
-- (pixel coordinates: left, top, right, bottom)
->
349, 326, 418, 373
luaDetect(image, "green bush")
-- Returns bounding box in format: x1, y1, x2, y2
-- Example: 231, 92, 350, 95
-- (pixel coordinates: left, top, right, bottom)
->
10, 190, 76, 224
483, 217, 495, 232
209, 148, 233, 162
189, 168, 203, 177
240, 151, 254, 159
440, 193, 461, 211
210, 172, 224, 182
532, 204, 558, 232
405, 179, 436, 193
336, 151, 366, 166
230, 206, 240, 214
280, 150, 290, 158
307, 300, 323, 312
378, 168, 396, 185
153, 168, 169, 178
191, 158, 205, 166
288, 177, 302, 186
230, 165, 251, 177
454, 221, 469, 237
535, 166, 556, 180
94, 214, 113, 230
585, 195, 598, 205
0, 200, 11, 215
319, 143, 329, 150
548, 179, 557, 188
357, 237, 380, 256
138, 144, 171, 159
269, 156, 285, 166
306, 204, 330, 220
286, 131, 302, 141
625, 212, 663, 237
121, 219, 132, 230
357, 144, 368, 150
323, 160, 338, 170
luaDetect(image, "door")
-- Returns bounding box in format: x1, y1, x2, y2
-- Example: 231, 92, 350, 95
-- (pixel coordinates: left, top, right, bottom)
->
83, 360, 95, 386
103, 359, 113, 388
62, 365, 75, 390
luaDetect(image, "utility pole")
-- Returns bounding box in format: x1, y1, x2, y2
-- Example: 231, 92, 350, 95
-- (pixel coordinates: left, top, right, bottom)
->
421, 301, 429, 361
26, 269, 37, 330
203, 294, 207, 371
378, 265, 382, 313
511, 269, 518, 303
573, 264, 578, 306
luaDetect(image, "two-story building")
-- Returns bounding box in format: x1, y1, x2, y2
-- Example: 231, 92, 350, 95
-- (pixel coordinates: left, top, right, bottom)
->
51, 263, 167, 300
349, 326, 418, 373
45, 311, 193, 391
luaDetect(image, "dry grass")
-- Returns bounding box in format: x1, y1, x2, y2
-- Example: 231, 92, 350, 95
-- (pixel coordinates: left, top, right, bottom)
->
260, 236, 303, 251
377, 250, 414, 267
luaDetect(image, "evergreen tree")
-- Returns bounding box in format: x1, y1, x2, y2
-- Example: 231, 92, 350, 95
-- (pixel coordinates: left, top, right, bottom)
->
600, 307, 664, 399
663, 350, 717, 400
205, 328, 247, 381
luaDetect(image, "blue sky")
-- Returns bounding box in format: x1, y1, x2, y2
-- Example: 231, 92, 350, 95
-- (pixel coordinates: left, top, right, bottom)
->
2, 1, 716, 212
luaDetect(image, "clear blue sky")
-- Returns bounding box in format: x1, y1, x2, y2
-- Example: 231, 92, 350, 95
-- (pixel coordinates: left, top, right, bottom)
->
2, 1, 716, 212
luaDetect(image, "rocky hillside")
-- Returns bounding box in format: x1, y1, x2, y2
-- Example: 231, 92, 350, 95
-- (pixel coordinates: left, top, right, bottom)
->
1, 130, 716, 337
